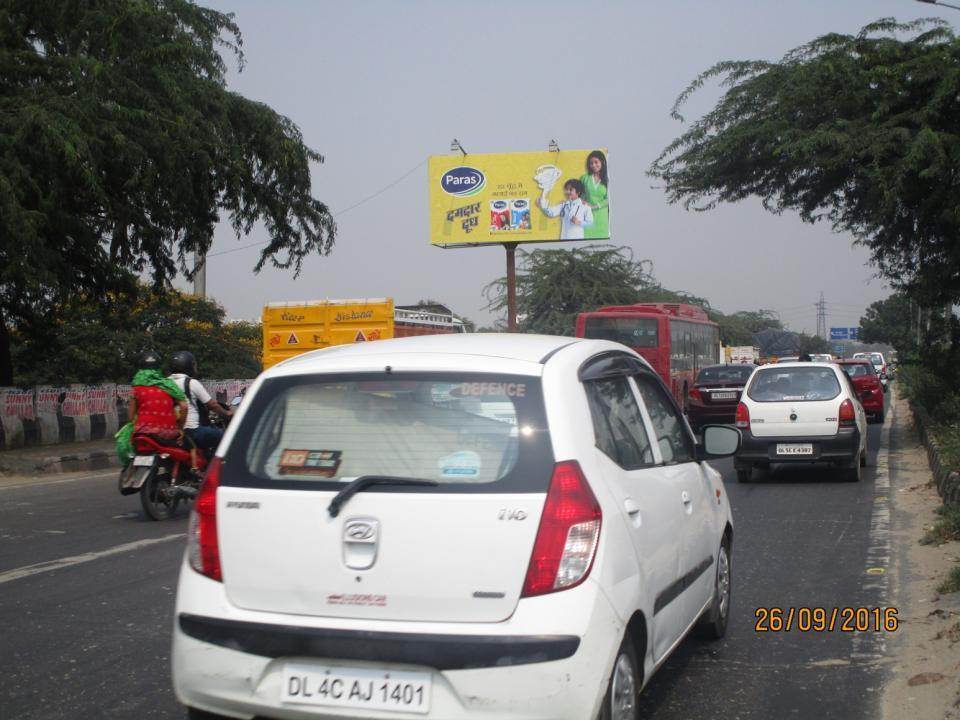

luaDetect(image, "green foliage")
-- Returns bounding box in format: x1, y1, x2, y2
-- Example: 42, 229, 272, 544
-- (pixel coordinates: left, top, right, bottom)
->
860, 294, 915, 351
650, 18, 960, 307
10, 286, 261, 384
937, 566, 960, 595
713, 310, 783, 346
921, 504, 960, 545
0, 0, 336, 382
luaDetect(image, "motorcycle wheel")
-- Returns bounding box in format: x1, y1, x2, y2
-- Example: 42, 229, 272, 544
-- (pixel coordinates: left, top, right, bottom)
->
140, 467, 178, 520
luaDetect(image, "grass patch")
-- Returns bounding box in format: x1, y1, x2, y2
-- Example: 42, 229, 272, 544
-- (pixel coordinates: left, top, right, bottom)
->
920, 504, 960, 545
938, 566, 960, 595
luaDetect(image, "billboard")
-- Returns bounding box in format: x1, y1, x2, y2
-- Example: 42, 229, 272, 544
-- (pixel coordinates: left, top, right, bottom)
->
428, 149, 610, 247
830, 327, 850, 340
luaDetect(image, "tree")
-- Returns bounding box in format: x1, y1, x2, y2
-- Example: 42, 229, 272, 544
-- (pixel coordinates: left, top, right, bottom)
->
712, 310, 783, 346
10, 286, 261, 385
649, 18, 960, 308
0, 0, 336, 383
859, 293, 918, 352
483, 245, 711, 336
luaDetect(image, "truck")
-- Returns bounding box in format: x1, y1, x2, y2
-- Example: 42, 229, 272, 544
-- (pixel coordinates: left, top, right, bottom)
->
262, 298, 466, 369
725, 346, 759, 365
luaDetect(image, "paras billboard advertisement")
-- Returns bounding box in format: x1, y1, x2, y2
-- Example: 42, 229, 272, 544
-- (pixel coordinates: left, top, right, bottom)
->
428, 149, 610, 247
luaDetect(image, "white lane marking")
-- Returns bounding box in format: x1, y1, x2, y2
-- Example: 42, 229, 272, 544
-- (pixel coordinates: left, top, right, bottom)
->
0, 470, 118, 491
0, 533, 185, 585
851, 388, 896, 662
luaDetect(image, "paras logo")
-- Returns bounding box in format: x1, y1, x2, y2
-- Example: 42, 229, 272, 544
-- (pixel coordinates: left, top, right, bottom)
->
492, 200, 508, 210
441, 167, 486, 197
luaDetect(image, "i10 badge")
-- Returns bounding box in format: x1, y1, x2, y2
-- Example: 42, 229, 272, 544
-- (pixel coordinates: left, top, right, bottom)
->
441, 166, 485, 197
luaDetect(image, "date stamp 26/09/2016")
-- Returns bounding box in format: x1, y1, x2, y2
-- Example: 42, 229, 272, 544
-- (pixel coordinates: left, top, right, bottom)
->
754, 607, 899, 633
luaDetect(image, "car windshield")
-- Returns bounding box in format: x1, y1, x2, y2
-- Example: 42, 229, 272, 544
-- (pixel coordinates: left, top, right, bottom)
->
696, 366, 753, 383
870, 355, 883, 366
582, 316, 658, 348
842, 363, 873, 378
747, 366, 842, 402
233, 373, 553, 492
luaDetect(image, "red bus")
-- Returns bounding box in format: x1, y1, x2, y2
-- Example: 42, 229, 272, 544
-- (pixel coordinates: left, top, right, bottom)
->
575, 303, 721, 405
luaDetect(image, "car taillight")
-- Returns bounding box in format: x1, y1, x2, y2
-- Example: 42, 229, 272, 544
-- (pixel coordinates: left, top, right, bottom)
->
188, 456, 222, 581
735, 402, 750, 429
521, 460, 601, 598
839, 399, 856, 428
688, 387, 703, 402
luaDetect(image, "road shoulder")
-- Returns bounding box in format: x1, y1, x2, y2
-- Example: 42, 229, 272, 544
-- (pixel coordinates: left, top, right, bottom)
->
883, 397, 960, 719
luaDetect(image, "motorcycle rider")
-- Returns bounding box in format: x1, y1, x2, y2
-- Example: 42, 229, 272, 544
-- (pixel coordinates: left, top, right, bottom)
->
168, 350, 233, 457
129, 350, 188, 443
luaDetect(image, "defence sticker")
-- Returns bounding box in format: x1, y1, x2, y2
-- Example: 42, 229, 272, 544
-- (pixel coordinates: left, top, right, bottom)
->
438, 450, 481, 478
286, 332, 299, 345
453, 382, 527, 398
279, 449, 342, 477
354, 330, 366, 342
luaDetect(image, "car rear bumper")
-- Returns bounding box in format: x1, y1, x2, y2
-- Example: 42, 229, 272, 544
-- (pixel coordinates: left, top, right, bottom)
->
735, 428, 860, 465
172, 562, 621, 720
687, 406, 737, 428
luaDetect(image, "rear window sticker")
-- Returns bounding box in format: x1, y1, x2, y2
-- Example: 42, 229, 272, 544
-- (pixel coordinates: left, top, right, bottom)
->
279, 449, 342, 477
438, 450, 481, 478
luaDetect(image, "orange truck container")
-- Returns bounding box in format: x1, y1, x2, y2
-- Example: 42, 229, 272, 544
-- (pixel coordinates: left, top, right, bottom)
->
262, 298, 465, 369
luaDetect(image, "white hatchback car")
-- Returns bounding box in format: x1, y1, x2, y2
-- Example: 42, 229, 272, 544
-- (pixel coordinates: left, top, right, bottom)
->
172, 334, 739, 720
734, 361, 868, 483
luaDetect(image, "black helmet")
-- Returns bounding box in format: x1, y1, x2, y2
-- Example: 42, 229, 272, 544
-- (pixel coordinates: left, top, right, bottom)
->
140, 350, 162, 370
170, 350, 197, 376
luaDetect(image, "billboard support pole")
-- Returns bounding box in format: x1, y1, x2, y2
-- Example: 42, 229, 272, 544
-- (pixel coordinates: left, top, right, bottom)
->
504, 242, 518, 332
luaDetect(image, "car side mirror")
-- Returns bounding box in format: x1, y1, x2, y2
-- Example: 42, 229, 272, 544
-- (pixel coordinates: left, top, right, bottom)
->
696, 425, 741, 461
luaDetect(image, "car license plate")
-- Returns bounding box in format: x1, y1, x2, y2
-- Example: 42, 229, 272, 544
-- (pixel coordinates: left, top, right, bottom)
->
776, 443, 814, 456
132, 455, 154, 467
712, 392, 736, 400
282, 664, 431, 714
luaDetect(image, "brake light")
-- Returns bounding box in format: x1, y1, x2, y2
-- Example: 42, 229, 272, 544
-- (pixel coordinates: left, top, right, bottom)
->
839, 399, 856, 428
735, 402, 750, 429
188, 457, 222, 581
521, 461, 601, 598
688, 387, 703, 402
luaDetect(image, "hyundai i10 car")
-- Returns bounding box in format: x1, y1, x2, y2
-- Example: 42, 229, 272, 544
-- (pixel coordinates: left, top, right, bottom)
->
734, 361, 868, 483
172, 334, 739, 720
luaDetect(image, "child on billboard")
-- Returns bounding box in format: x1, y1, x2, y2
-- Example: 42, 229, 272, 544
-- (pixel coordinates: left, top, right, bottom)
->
537, 178, 594, 240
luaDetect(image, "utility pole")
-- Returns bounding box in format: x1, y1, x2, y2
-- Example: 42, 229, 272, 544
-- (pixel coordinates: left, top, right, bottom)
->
193, 251, 206, 299
816, 291, 827, 340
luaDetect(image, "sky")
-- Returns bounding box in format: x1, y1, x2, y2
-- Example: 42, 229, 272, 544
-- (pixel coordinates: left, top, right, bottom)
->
194, 0, 956, 335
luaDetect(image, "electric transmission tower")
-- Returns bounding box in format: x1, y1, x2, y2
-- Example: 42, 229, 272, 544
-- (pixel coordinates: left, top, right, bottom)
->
815, 291, 827, 339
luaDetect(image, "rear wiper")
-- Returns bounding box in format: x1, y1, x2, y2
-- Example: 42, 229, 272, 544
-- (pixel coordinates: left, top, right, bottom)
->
327, 475, 439, 518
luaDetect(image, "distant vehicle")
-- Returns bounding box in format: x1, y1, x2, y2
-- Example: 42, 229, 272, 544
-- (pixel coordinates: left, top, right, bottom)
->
809, 353, 833, 362
837, 359, 885, 423
727, 346, 759, 364
775, 356, 799, 364
687, 364, 756, 432
172, 334, 740, 720
853, 352, 887, 378
262, 298, 466, 369
734, 362, 868, 483
576, 302, 720, 406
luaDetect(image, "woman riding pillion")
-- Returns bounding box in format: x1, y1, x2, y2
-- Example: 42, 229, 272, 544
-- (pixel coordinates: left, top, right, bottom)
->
129, 350, 188, 445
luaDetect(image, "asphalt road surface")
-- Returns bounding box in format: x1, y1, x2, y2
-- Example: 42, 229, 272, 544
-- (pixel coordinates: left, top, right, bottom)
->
0, 394, 892, 720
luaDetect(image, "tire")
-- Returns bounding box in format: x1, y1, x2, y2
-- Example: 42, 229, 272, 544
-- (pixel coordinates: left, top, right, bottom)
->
187, 708, 231, 720
598, 636, 639, 720
844, 455, 862, 482
875, 409, 885, 424
140, 467, 178, 520
736, 466, 753, 483
697, 538, 731, 640
859, 449, 867, 468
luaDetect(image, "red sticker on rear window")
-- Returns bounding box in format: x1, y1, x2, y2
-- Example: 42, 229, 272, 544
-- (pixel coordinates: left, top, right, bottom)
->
279, 449, 342, 477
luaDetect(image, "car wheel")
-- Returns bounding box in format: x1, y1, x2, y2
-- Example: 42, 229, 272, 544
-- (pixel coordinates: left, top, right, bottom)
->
845, 456, 862, 482
697, 538, 731, 640
859, 449, 867, 468
736, 466, 753, 483
599, 637, 639, 720
187, 708, 231, 720
875, 409, 885, 424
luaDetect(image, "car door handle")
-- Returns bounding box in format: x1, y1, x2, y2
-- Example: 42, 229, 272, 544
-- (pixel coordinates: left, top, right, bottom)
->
624, 498, 641, 516
681, 491, 692, 505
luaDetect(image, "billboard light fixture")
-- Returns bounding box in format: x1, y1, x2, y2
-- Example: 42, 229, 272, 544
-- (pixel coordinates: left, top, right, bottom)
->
450, 138, 467, 156
548, 139, 560, 153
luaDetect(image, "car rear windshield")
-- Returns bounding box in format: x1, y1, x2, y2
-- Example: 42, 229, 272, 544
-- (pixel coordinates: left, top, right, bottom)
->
583, 317, 658, 348
747, 367, 841, 402
224, 373, 554, 493
696, 366, 754, 383
842, 363, 874, 378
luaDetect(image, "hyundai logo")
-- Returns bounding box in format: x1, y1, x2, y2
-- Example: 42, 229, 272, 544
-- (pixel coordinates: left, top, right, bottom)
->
440, 166, 486, 197
344, 519, 378, 543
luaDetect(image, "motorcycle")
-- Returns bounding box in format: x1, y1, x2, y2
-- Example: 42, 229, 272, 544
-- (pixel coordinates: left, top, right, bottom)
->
118, 401, 239, 520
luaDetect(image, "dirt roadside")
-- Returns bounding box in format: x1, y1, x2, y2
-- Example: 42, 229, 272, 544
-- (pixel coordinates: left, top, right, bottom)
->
884, 397, 960, 719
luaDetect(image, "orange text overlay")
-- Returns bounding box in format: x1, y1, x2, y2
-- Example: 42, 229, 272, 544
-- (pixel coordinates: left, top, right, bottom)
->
754, 607, 899, 633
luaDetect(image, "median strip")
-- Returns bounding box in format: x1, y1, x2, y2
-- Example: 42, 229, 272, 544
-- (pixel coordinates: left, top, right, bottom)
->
0, 533, 185, 585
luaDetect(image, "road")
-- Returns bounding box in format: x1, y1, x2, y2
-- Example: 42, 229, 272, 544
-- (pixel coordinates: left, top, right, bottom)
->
0, 396, 893, 720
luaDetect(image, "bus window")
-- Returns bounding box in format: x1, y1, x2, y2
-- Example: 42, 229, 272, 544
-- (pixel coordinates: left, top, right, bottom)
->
582, 317, 659, 348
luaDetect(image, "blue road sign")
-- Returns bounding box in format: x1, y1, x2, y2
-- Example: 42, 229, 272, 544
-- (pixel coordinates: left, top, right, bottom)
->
830, 327, 849, 340
848, 327, 860, 340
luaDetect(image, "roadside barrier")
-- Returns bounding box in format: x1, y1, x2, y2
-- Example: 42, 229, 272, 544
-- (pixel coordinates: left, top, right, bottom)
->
912, 401, 960, 506
0, 380, 253, 450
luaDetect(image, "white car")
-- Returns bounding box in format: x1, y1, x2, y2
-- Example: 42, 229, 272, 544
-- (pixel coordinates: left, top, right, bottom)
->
172, 334, 739, 720
734, 361, 868, 483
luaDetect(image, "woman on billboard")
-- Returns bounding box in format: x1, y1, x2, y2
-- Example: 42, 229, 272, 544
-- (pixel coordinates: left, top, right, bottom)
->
580, 150, 609, 239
